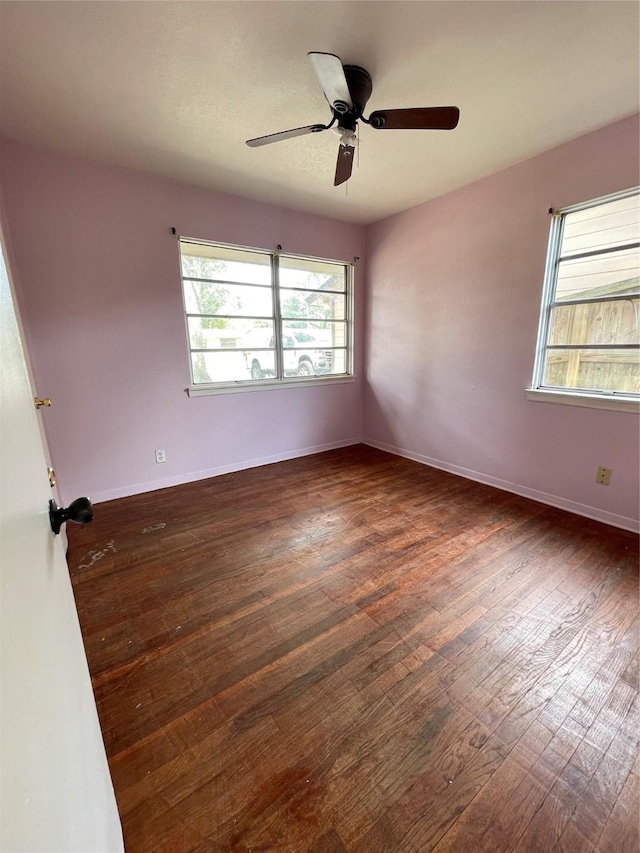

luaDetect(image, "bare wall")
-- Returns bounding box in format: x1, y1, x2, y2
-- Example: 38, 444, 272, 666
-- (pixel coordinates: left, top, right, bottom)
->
0, 141, 366, 504
364, 115, 640, 531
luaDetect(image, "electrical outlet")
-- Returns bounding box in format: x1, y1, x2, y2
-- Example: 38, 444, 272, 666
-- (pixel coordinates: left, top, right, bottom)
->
155, 449, 166, 464
596, 466, 612, 485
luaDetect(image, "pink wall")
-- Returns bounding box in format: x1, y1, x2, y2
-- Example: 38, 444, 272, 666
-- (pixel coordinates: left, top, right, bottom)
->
2, 117, 638, 529
0, 141, 365, 504
364, 115, 640, 530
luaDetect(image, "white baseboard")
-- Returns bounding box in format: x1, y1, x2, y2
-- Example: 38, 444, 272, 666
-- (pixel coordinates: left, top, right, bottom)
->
90, 438, 362, 505
364, 439, 639, 534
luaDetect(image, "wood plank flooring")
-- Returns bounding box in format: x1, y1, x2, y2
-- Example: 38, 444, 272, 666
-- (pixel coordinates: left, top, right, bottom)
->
66, 445, 639, 852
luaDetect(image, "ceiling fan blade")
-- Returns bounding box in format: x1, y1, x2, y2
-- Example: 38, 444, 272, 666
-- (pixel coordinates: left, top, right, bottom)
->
246, 124, 327, 147
334, 144, 355, 186
368, 107, 460, 131
308, 52, 353, 113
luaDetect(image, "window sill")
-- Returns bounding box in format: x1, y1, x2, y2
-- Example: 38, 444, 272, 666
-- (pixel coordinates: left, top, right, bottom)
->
525, 388, 639, 413
188, 375, 357, 397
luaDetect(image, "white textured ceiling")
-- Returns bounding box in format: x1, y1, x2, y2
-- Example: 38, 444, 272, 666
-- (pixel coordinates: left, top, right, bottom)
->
0, 1, 638, 225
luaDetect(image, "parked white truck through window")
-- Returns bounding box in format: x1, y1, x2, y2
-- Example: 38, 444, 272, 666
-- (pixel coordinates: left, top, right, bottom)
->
243, 329, 332, 379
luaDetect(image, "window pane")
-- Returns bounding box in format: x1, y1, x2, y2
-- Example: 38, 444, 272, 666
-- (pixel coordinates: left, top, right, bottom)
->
549, 298, 640, 346
543, 348, 640, 393
280, 328, 348, 376
281, 321, 347, 348
280, 288, 346, 320
184, 281, 273, 317
555, 247, 640, 302
241, 326, 277, 380
330, 350, 347, 374
181, 243, 271, 285
279, 257, 346, 292
191, 352, 251, 384
281, 328, 331, 377
281, 347, 332, 377
561, 195, 640, 257
188, 318, 274, 351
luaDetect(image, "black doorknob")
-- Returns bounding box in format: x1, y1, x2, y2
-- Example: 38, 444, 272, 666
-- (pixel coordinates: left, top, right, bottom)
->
49, 497, 93, 535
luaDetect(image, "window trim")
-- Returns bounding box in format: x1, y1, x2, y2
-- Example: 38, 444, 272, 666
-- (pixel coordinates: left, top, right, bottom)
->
179, 238, 355, 394
187, 374, 357, 397
525, 388, 639, 413
528, 186, 640, 411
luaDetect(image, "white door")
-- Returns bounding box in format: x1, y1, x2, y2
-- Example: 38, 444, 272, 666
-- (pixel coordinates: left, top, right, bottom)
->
0, 232, 123, 851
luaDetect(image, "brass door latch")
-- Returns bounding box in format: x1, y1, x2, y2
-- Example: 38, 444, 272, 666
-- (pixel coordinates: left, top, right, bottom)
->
35, 397, 52, 409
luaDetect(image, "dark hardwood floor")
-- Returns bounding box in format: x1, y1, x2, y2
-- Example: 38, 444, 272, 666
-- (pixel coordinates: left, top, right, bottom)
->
67, 445, 639, 852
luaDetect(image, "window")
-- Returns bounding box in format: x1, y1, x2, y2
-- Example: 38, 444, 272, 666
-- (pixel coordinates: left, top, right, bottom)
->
179, 239, 352, 391
530, 187, 639, 407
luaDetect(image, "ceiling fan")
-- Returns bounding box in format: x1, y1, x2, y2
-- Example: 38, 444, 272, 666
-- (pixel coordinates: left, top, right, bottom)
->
246, 52, 460, 187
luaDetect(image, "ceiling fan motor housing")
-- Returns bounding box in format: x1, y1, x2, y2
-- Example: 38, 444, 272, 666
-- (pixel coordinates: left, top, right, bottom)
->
339, 65, 373, 117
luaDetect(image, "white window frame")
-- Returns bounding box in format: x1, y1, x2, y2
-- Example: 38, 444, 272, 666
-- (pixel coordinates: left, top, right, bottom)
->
179, 238, 355, 396
527, 187, 640, 413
